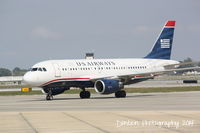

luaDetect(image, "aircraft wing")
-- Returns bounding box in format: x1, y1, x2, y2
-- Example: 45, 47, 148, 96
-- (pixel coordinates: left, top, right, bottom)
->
119, 66, 200, 79
89, 66, 200, 83
164, 61, 200, 69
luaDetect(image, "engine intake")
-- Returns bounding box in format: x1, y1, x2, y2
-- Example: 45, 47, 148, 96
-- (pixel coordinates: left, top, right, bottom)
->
94, 80, 123, 94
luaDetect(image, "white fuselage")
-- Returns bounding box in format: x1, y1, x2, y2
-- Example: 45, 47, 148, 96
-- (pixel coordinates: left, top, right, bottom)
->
23, 58, 179, 87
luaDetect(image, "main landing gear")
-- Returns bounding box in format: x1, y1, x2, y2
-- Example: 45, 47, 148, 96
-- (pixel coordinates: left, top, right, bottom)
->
115, 90, 126, 98
80, 87, 91, 99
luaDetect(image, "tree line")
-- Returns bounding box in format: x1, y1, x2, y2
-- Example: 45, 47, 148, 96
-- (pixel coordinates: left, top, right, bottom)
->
0, 67, 28, 77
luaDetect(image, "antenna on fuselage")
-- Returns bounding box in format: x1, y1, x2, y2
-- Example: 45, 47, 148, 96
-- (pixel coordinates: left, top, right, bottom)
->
85, 53, 94, 59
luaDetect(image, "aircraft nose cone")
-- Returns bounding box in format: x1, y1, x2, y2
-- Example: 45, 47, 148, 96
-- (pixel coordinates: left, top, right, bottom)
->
23, 72, 37, 85
23, 72, 31, 85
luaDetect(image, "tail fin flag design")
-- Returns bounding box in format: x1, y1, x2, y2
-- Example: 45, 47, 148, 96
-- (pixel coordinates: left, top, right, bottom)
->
144, 20, 176, 60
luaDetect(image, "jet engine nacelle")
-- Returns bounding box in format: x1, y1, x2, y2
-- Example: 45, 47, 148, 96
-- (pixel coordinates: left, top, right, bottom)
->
94, 80, 124, 94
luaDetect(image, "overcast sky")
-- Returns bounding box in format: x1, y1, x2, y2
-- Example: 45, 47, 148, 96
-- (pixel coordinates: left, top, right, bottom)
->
0, 0, 200, 69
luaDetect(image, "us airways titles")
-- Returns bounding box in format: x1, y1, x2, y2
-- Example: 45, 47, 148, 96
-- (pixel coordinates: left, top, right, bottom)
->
76, 61, 116, 66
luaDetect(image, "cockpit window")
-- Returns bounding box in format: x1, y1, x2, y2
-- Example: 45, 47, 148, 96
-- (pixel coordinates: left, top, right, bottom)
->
31, 68, 38, 71
31, 67, 47, 72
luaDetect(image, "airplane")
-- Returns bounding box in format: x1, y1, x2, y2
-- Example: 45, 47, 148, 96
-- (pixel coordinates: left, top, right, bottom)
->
23, 20, 195, 100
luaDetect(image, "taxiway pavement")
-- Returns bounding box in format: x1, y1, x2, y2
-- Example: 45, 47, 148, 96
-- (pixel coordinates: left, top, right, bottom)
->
0, 92, 200, 133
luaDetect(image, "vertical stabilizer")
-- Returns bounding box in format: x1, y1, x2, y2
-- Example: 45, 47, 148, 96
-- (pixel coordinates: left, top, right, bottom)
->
144, 21, 176, 60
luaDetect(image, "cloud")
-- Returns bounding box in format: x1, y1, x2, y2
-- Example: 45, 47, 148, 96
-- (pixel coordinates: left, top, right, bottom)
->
31, 27, 62, 40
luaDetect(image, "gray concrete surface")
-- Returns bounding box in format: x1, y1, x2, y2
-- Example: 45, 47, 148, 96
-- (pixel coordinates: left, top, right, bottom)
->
0, 92, 200, 111
0, 92, 200, 133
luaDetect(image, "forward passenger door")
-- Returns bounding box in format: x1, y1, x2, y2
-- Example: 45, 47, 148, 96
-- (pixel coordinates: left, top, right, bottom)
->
52, 63, 61, 77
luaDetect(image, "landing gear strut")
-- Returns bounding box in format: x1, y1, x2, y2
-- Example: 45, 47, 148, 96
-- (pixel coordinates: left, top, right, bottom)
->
46, 89, 53, 100
80, 87, 91, 99
115, 90, 126, 98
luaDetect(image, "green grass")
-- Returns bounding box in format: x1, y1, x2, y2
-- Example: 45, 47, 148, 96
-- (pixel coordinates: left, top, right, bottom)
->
0, 86, 200, 96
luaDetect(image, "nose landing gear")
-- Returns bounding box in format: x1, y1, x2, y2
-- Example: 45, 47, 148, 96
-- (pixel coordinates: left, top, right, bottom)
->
46, 94, 53, 100
46, 89, 53, 100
